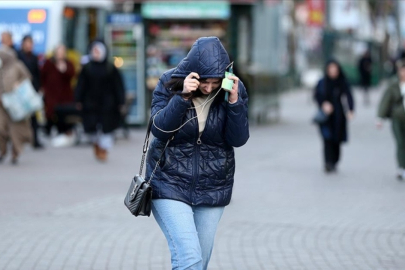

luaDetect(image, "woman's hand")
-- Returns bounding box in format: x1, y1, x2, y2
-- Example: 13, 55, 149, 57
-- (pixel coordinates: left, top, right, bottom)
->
182, 72, 200, 99
227, 75, 239, 104
347, 111, 354, 121
322, 101, 334, 115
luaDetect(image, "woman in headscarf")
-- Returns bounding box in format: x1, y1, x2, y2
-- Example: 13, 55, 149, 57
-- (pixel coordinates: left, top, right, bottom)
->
314, 60, 355, 173
75, 40, 125, 161
0, 47, 32, 164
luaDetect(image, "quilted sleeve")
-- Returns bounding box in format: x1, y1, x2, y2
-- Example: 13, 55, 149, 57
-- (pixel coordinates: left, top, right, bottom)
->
225, 80, 249, 147
151, 76, 191, 141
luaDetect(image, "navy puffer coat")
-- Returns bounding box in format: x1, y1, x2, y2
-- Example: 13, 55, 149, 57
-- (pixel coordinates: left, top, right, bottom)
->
146, 37, 249, 206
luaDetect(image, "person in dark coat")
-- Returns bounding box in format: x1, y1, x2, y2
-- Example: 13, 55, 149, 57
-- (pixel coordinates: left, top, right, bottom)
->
146, 37, 249, 270
314, 59, 355, 173
41, 44, 76, 146
358, 50, 372, 105
18, 35, 43, 149
75, 40, 125, 161
376, 60, 405, 180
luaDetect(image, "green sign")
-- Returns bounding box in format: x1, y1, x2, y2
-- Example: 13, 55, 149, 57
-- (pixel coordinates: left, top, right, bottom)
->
141, 1, 230, 19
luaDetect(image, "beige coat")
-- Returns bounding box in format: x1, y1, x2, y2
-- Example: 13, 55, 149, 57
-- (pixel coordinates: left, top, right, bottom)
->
0, 47, 32, 158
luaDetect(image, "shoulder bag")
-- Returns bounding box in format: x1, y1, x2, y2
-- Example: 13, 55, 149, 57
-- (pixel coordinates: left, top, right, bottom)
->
124, 119, 171, 217
312, 80, 329, 124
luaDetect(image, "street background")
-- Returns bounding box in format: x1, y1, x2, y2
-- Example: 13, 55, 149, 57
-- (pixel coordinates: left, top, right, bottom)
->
1, 0, 405, 269
1, 88, 404, 270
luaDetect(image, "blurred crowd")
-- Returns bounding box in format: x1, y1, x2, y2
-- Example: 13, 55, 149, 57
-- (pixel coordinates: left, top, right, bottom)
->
0, 31, 126, 164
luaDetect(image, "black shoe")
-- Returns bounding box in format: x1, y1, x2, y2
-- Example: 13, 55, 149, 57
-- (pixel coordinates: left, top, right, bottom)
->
33, 142, 44, 149
325, 163, 337, 173
397, 174, 403, 181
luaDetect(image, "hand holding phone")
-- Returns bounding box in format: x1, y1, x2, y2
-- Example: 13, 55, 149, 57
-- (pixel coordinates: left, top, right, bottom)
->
222, 62, 239, 103
221, 62, 234, 92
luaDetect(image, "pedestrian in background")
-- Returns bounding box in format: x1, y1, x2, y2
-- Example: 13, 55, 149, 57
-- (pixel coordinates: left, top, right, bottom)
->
314, 60, 355, 173
0, 47, 32, 164
147, 37, 249, 270
18, 35, 43, 149
41, 44, 76, 147
0, 32, 17, 53
358, 50, 373, 105
75, 40, 125, 162
377, 60, 405, 180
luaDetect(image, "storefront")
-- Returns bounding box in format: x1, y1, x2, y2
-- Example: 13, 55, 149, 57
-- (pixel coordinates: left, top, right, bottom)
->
105, 13, 145, 125
112, 0, 255, 124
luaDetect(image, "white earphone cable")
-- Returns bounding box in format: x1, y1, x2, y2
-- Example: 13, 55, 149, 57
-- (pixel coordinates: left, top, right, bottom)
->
152, 88, 224, 134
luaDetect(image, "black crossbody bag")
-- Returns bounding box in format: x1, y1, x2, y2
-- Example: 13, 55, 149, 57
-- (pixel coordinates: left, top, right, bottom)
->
124, 119, 171, 217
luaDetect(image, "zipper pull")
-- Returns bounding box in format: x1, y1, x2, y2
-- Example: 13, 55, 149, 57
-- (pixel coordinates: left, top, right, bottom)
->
197, 137, 202, 145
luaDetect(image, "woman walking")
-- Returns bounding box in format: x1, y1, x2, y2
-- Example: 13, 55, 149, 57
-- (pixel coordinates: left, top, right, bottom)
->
146, 37, 249, 269
75, 40, 125, 161
41, 44, 76, 146
0, 47, 32, 164
314, 60, 355, 173
377, 60, 405, 180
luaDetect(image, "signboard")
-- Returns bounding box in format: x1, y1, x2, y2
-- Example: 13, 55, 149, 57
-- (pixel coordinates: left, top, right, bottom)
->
141, 1, 230, 19
0, 8, 48, 54
107, 14, 142, 25
306, 0, 325, 27
330, 0, 360, 30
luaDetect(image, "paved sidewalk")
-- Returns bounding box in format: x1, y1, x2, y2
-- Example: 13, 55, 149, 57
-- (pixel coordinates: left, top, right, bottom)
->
0, 88, 404, 270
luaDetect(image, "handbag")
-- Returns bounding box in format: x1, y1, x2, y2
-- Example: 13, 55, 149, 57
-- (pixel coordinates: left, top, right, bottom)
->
124, 119, 171, 217
312, 109, 328, 124
312, 79, 329, 124
0, 79, 43, 122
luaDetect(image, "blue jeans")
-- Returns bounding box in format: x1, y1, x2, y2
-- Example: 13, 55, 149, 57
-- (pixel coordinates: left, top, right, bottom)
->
152, 199, 225, 270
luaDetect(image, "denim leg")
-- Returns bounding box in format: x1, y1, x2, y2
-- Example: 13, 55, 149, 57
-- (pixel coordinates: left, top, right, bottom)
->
152, 199, 203, 270
193, 206, 224, 270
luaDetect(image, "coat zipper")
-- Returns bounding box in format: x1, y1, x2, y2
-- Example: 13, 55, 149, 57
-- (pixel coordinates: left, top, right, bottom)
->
190, 98, 215, 204
190, 105, 200, 205
191, 142, 200, 205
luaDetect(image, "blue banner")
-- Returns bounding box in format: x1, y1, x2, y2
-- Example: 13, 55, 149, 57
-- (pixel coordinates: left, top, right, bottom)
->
0, 8, 48, 55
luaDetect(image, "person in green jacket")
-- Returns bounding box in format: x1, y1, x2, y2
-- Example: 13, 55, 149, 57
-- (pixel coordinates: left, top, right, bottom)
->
377, 60, 405, 180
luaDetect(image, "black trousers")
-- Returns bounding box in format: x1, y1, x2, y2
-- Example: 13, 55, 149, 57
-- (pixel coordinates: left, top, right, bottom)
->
30, 115, 40, 145
324, 139, 341, 165
46, 104, 79, 135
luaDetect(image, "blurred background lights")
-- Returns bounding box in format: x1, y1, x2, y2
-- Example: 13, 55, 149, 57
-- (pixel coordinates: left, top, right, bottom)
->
114, 56, 124, 68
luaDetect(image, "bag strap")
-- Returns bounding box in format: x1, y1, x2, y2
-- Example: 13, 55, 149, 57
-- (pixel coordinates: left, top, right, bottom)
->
138, 117, 173, 184
138, 118, 152, 175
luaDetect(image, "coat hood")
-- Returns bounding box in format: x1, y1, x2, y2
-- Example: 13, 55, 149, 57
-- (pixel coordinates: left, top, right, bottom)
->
172, 37, 230, 79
